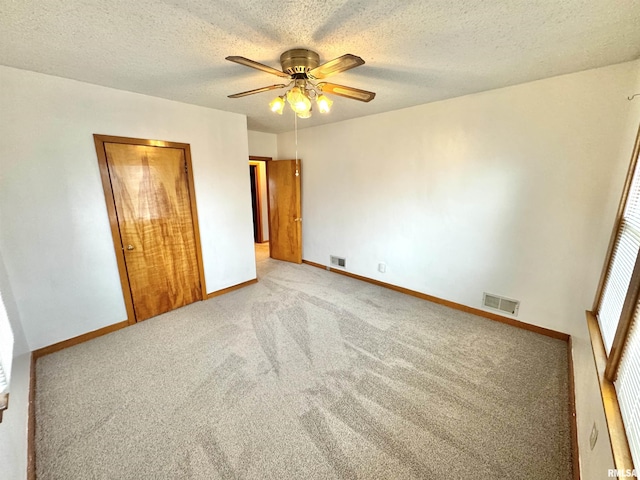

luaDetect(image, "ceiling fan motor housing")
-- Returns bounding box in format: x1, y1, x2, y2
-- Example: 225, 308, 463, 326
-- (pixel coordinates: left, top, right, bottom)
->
280, 49, 320, 76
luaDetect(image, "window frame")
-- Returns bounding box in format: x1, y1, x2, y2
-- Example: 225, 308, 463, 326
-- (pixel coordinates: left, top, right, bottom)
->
590, 123, 640, 472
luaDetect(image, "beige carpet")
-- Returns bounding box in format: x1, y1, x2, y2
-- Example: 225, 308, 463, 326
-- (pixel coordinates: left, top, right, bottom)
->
35, 243, 572, 479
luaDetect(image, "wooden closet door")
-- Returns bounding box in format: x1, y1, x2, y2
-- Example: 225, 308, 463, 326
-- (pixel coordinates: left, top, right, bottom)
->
105, 143, 202, 321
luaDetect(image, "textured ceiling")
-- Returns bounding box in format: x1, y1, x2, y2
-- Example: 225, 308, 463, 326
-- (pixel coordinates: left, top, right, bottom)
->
1, 0, 640, 133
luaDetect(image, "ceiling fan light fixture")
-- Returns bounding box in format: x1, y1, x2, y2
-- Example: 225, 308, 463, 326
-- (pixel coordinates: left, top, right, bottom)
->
226, 49, 375, 119
286, 87, 311, 114
297, 108, 312, 119
316, 94, 333, 114
269, 95, 285, 114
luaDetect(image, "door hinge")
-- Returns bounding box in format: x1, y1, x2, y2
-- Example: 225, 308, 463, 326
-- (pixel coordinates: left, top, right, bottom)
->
184, 162, 188, 173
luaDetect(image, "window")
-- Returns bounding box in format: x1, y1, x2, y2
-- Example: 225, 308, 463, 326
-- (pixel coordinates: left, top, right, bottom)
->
597, 166, 640, 353
0, 291, 12, 394
591, 125, 640, 472
616, 312, 640, 466
0, 362, 6, 392
0, 289, 13, 422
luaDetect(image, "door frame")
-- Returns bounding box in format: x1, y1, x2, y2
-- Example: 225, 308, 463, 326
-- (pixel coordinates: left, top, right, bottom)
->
94, 134, 208, 325
249, 156, 271, 244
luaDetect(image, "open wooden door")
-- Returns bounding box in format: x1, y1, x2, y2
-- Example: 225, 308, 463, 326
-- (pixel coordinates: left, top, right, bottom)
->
267, 159, 302, 263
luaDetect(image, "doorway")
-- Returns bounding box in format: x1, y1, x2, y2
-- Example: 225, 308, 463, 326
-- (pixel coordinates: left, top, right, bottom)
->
249, 163, 262, 243
248, 156, 303, 266
94, 135, 207, 324
249, 156, 270, 245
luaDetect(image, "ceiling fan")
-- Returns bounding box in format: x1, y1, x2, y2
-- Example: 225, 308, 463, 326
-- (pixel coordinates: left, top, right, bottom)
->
225, 49, 375, 118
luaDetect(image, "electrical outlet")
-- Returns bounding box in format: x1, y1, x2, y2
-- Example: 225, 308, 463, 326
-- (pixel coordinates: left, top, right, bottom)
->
590, 422, 598, 450
378, 263, 386, 273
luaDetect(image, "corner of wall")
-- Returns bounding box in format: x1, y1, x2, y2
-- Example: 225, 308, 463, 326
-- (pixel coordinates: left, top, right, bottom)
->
570, 326, 615, 480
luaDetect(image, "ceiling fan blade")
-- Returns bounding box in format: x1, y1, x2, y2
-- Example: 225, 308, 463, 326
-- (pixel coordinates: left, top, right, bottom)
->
225, 56, 289, 78
309, 54, 365, 79
317, 82, 376, 102
228, 84, 287, 98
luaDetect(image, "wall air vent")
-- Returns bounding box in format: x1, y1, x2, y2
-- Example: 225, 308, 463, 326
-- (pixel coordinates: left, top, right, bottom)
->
330, 255, 346, 268
482, 293, 520, 315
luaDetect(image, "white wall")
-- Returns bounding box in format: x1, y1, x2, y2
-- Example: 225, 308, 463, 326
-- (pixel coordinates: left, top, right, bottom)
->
248, 130, 277, 160
248, 130, 278, 242
278, 60, 640, 479
0, 246, 31, 480
0, 65, 256, 351
574, 63, 640, 479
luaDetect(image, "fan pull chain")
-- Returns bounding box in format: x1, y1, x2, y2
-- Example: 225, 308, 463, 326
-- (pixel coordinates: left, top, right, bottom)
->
294, 113, 300, 176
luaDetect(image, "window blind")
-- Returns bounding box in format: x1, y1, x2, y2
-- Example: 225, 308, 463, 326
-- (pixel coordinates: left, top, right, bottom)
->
0, 362, 7, 393
0, 292, 13, 394
598, 167, 640, 354
615, 309, 640, 467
